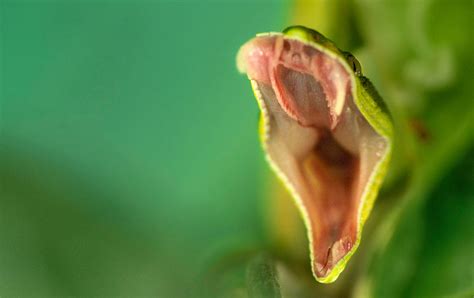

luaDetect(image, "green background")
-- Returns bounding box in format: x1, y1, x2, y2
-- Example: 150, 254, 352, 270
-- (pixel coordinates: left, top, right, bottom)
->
1, 2, 284, 296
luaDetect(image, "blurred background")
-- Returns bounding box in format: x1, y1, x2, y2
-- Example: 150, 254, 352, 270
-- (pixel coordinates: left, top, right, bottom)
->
1, 1, 472, 297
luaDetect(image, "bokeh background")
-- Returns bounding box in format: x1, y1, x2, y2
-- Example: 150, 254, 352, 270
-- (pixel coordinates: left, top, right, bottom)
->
1, 1, 472, 297
1, 1, 286, 296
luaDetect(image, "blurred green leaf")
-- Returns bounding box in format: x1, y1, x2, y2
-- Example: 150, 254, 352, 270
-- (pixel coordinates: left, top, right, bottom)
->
406, 149, 474, 298
246, 254, 282, 298
365, 146, 473, 298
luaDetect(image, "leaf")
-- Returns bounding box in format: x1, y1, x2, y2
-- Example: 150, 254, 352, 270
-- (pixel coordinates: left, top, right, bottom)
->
359, 146, 474, 298
246, 254, 282, 298
405, 148, 474, 297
